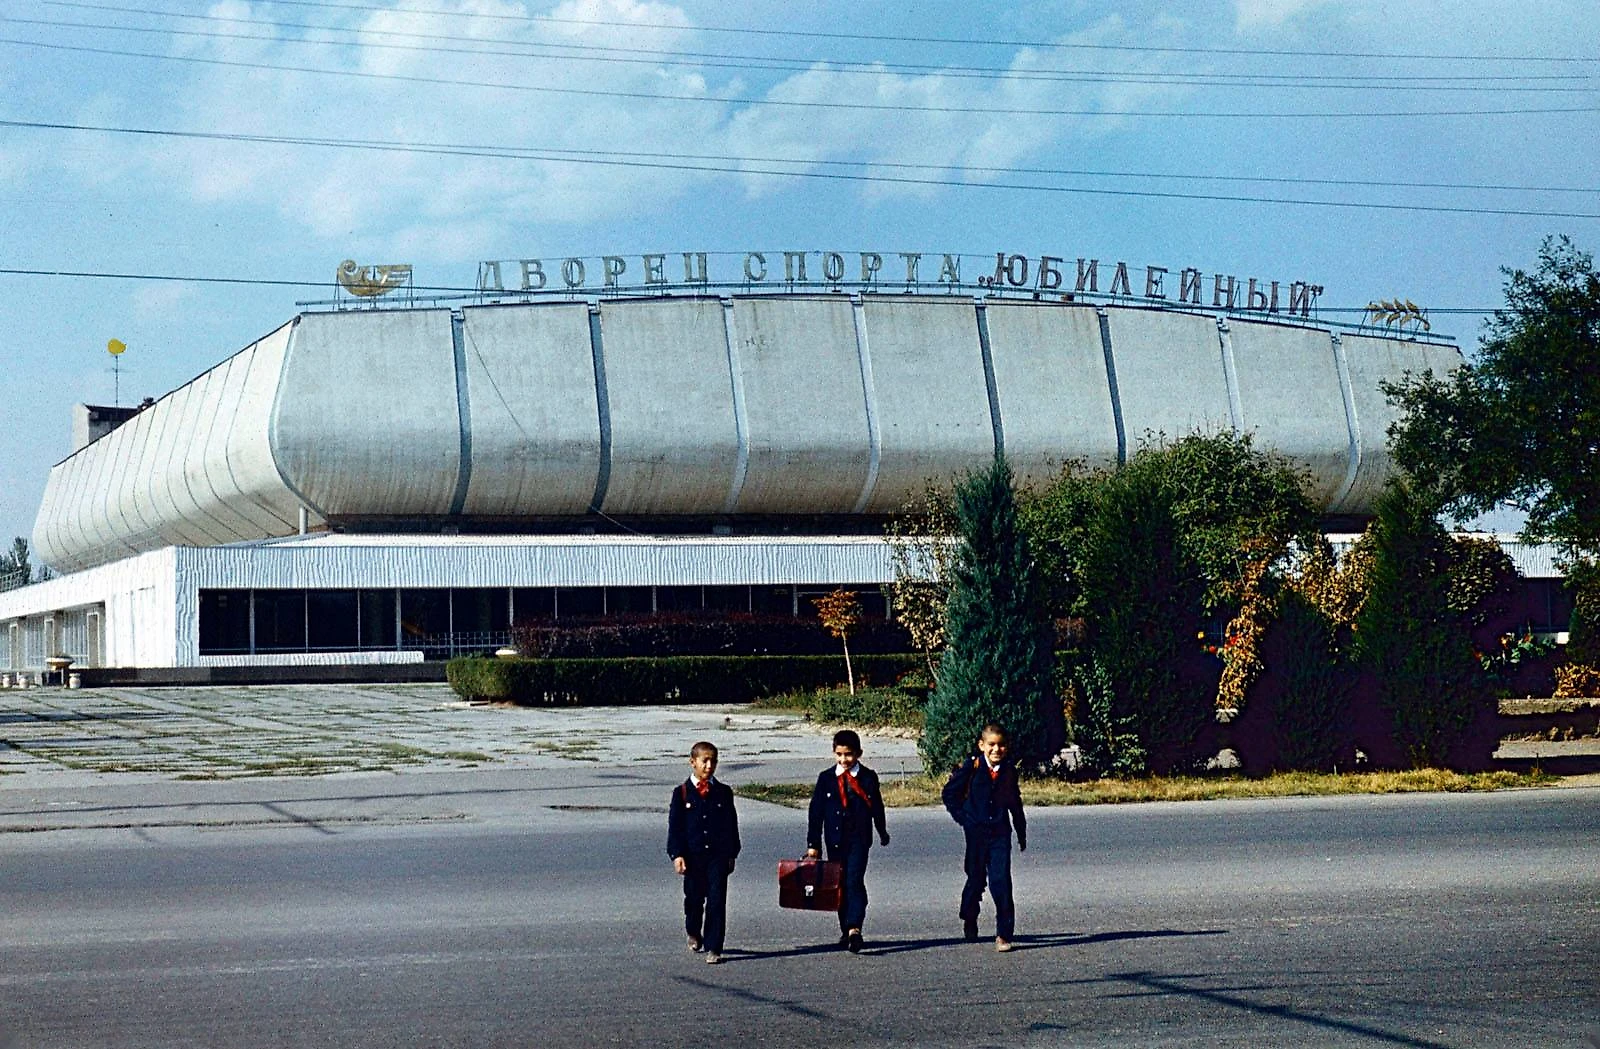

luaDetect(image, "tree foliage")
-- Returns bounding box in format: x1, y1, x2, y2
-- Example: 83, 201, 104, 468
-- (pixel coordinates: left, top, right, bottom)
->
1384, 236, 1600, 557
884, 483, 958, 685
919, 455, 1058, 774
1023, 432, 1317, 773
810, 588, 862, 695
1354, 482, 1491, 768
0, 537, 31, 592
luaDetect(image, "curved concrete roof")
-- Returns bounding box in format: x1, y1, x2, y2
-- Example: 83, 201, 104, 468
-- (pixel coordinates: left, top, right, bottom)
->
33, 295, 1461, 573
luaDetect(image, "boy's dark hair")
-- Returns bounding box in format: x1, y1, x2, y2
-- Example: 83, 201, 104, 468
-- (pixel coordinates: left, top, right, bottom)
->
690, 741, 718, 760
980, 723, 1008, 741
832, 729, 862, 753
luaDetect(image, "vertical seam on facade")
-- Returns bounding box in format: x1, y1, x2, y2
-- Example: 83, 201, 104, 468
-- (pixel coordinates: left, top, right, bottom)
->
850, 296, 882, 514
720, 298, 750, 514
448, 311, 474, 516
266, 318, 329, 527
169, 387, 229, 547
588, 305, 613, 514
1330, 332, 1363, 511
975, 302, 1004, 458
1218, 318, 1245, 432
196, 367, 255, 542
1097, 309, 1127, 465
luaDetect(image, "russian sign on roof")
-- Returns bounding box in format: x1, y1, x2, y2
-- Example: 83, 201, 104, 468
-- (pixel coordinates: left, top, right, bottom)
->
475, 249, 1325, 318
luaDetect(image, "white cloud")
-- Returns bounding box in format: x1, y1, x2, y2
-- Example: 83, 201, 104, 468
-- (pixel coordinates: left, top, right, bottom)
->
721, 13, 1199, 202
1233, 0, 1338, 32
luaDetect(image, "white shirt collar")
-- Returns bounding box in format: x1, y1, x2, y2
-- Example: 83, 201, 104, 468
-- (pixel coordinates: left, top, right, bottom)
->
836, 764, 859, 778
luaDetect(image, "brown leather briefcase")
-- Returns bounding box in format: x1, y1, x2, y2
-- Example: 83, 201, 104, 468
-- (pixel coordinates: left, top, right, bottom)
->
777, 858, 844, 911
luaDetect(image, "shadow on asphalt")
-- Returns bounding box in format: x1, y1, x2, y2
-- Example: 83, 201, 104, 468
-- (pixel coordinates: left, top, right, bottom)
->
1045, 970, 1458, 1049
716, 927, 1227, 963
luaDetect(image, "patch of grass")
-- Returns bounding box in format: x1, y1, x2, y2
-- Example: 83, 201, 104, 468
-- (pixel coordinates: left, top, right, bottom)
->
736, 782, 815, 807
440, 750, 494, 763
527, 739, 602, 761
741, 769, 1559, 809
375, 743, 433, 759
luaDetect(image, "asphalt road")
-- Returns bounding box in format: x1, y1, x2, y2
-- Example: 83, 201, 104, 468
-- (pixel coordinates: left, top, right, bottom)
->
2, 781, 1596, 1049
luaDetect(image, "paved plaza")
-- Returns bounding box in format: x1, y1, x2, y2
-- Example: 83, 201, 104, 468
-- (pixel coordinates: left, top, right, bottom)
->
0, 683, 925, 784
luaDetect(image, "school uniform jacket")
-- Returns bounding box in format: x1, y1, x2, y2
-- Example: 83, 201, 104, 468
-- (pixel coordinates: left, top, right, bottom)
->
807, 765, 888, 852
942, 757, 1027, 848
667, 778, 741, 863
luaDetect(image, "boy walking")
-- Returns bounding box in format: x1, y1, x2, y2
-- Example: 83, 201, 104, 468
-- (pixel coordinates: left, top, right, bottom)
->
667, 741, 740, 964
805, 729, 890, 953
942, 723, 1027, 952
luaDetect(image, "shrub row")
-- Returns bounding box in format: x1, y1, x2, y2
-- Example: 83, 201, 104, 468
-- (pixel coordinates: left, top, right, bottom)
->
447, 653, 922, 706
510, 612, 914, 658
758, 684, 928, 730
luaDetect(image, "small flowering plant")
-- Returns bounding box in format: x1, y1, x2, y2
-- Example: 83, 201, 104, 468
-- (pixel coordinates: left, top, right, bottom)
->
1476, 629, 1553, 674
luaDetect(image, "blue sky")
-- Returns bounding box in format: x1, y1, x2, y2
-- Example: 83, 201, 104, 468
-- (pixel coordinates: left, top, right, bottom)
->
1, 0, 1597, 555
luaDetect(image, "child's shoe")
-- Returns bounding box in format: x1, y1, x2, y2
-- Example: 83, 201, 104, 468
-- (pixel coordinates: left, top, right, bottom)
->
995, 938, 1014, 953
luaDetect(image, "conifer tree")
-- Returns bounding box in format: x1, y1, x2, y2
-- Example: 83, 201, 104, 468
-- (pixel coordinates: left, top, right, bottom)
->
1355, 481, 1488, 767
920, 455, 1058, 774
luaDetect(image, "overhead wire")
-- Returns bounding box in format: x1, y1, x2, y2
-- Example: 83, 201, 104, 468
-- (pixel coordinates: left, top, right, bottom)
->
2, 119, 1597, 219
20, 5, 1600, 90
113, 0, 1600, 64
3, 34, 1598, 120
0, 265, 1513, 316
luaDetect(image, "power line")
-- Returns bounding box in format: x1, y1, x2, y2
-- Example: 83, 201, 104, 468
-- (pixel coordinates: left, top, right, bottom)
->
4, 35, 1599, 120
0, 266, 1510, 315
138, 0, 1600, 64
5, 117, 1593, 199
25, 4, 1600, 91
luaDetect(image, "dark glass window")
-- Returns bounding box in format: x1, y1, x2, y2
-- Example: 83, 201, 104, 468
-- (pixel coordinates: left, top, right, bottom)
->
306, 590, 359, 650
452, 588, 509, 636
797, 587, 887, 620
556, 587, 605, 618
608, 587, 654, 615
400, 589, 451, 646
512, 588, 555, 623
751, 585, 796, 617
656, 586, 702, 612
360, 590, 397, 649
198, 589, 252, 654
705, 586, 749, 612
254, 590, 307, 651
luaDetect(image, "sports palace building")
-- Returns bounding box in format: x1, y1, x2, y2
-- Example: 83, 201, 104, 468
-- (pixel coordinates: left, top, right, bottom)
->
0, 249, 1567, 681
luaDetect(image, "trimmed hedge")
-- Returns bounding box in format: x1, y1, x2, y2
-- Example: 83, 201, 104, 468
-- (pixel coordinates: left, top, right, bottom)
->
447, 653, 922, 706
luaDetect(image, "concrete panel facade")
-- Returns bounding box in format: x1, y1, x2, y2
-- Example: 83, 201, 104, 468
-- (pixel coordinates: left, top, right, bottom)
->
1108, 309, 1234, 450
857, 298, 995, 513
215, 342, 298, 536
1333, 334, 1463, 513
597, 298, 739, 514
272, 310, 461, 518
985, 302, 1118, 488
458, 304, 601, 516
30, 298, 1464, 574
728, 297, 872, 513
1228, 321, 1353, 506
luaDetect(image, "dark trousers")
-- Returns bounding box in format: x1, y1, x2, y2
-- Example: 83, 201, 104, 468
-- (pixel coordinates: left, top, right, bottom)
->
682, 856, 731, 953
960, 827, 1015, 940
826, 840, 871, 933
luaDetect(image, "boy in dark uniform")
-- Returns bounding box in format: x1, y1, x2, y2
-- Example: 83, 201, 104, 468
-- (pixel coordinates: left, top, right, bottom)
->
805, 729, 890, 953
667, 741, 740, 964
942, 723, 1027, 952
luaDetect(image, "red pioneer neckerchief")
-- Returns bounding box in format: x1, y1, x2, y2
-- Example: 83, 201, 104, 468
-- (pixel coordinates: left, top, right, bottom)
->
837, 770, 871, 808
